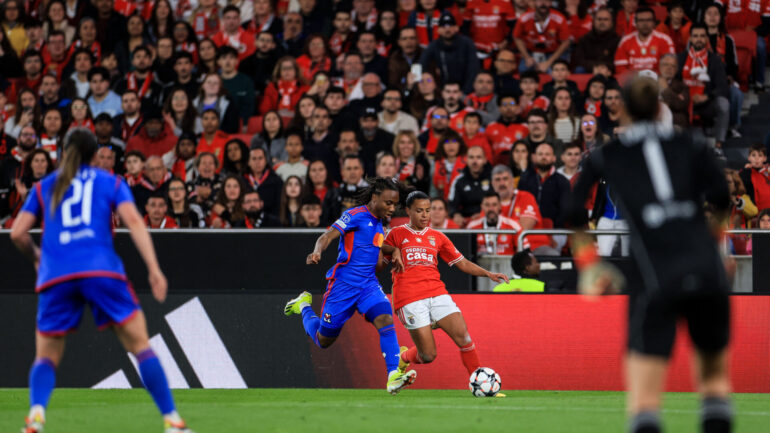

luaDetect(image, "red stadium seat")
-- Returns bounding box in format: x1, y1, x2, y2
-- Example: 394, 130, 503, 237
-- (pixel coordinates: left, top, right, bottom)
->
230, 133, 254, 144
390, 217, 409, 227
246, 116, 263, 134
731, 30, 758, 92
569, 74, 594, 92
538, 73, 552, 91
651, 5, 668, 23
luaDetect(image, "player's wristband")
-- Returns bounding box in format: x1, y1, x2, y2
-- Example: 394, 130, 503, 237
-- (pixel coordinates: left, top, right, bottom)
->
573, 244, 600, 271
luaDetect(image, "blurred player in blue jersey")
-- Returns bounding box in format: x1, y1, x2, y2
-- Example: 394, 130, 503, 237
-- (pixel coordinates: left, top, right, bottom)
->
284, 177, 417, 394
10, 130, 193, 433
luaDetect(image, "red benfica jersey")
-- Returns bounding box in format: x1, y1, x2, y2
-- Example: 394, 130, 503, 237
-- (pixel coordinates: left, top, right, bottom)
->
719, 0, 761, 30
466, 215, 526, 255
384, 224, 465, 311
197, 131, 229, 170
423, 106, 474, 134
615, 10, 636, 36
464, 0, 516, 53
500, 189, 550, 250
512, 10, 570, 54
485, 122, 529, 165
212, 29, 256, 61
614, 31, 675, 75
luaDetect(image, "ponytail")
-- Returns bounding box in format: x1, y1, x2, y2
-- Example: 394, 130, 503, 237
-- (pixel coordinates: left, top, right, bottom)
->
51, 129, 97, 214
355, 177, 414, 208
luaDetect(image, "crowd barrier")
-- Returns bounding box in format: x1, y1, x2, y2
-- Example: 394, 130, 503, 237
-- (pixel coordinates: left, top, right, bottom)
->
0, 293, 767, 392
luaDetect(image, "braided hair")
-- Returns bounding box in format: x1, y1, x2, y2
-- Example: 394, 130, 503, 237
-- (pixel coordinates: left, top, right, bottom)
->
355, 177, 413, 208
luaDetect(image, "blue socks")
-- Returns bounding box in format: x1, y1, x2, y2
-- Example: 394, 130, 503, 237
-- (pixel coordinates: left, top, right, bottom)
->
136, 349, 176, 415
29, 358, 56, 408
378, 324, 400, 374
301, 306, 323, 348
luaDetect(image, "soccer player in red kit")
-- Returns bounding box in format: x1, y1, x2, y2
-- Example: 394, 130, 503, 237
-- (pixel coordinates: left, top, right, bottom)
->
381, 191, 509, 389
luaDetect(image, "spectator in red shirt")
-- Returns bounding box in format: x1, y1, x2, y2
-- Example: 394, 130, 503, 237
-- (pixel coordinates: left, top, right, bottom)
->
125, 109, 177, 158
462, 112, 493, 162
739, 144, 770, 211
196, 109, 230, 169
144, 193, 179, 228
191, 0, 220, 40
296, 34, 332, 84
615, 0, 638, 36
429, 196, 459, 229
41, 30, 68, 81
512, 0, 571, 73
582, 75, 606, 119
486, 95, 529, 166
561, 0, 592, 42
614, 7, 675, 75
329, 9, 353, 58
212, 5, 256, 61
433, 130, 468, 199
516, 70, 550, 119
466, 191, 526, 255
6, 50, 43, 104
408, 0, 444, 49
656, 1, 692, 54
462, 0, 516, 57
418, 105, 450, 155
259, 56, 309, 118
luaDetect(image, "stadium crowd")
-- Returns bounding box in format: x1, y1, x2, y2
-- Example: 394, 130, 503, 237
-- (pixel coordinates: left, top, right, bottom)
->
0, 0, 767, 256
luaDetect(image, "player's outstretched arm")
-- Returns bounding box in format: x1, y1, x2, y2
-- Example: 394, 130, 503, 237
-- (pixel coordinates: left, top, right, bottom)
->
454, 259, 509, 283
10, 211, 40, 270
307, 228, 341, 264
380, 244, 404, 272
117, 202, 168, 303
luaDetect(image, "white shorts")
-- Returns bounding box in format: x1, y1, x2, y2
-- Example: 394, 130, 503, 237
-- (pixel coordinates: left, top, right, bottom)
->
396, 294, 461, 330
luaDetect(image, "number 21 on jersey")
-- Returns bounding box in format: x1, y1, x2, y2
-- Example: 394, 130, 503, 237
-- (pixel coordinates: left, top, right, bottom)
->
61, 172, 95, 227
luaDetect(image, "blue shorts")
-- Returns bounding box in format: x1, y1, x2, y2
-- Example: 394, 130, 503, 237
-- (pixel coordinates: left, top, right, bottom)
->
319, 279, 393, 338
37, 277, 140, 336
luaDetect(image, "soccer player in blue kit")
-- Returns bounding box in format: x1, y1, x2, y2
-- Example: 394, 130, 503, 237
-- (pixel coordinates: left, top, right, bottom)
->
284, 177, 417, 394
10, 130, 193, 433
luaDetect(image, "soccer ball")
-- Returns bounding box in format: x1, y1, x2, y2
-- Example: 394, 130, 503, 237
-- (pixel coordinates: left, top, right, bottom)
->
469, 367, 501, 397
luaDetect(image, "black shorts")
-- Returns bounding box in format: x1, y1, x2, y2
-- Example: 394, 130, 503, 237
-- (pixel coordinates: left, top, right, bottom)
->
627, 287, 730, 358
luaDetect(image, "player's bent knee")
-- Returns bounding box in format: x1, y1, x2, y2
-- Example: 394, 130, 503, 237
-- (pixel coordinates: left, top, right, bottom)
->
420, 351, 437, 363
372, 314, 394, 328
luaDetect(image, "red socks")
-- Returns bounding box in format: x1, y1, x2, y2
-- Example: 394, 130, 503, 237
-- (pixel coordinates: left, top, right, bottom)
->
459, 342, 480, 375
400, 346, 424, 364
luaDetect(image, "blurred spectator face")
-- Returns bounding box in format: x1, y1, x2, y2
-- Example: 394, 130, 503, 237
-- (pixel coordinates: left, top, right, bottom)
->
527, 114, 547, 138
285, 135, 303, 158
43, 110, 62, 134
224, 177, 241, 201
226, 141, 242, 163
122, 93, 140, 116
342, 158, 364, 184
337, 131, 360, 155
561, 146, 581, 170
499, 96, 520, 119
264, 111, 281, 135
3, 0, 19, 20
492, 168, 515, 199
604, 89, 622, 114
200, 40, 218, 60
354, 0, 375, 16
361, 73, 382, 98
133, 49, 152, 72
398, 28, 418, 55
588, 81, 605, 100
553, 90, 571, 113
635, 10, 655, 37
380, 11, 397, 31
146, 197, 168, 223
199, 154, 218, 177
19, 127, 37, 150
312, 108, 331, 132
218, 53, 239, 74
308, 160, 328, 184
254, 0, 271, 15
170, 90, 189, 113
704, 6, 720, 28
145, 157, 168, 184
324, 92, 345, 113
30, 152, 50, 177
307, 36, 325, 58
223, 10, 240, 33
243, 192, 264, 213
520, 77, 538, 97
300, 202, 322, 226
96, 0, 113, 14
551, 63, 569, 82
592, 63, 612, 78
382, 90, 402, 113
689, 27, 708, 51
101, 53, 118, 71
286, 177, 302, 198
580, 114, 598, 139
430, 108, 449, 131
441, 84, 462, 106
360, 116, 378, 135
669, 6, 685, 24
200, 0, 216, 7
430, 199, 448, 226
333, 12, 352, 33
438, 22, 458, 40
464, 115, 480, 136
47, 34, 66, 58
593, 9, 613, 33
97, 146, 116, 171
760, 213, 770, 229
420, 0, 437, 11
299, 97, 316, 119
466, 146, 486, 173
145, 119, 163, 138
71, 100, 88, 121
49, 0, 66, 22
418, 73, 436, 95
177, 139, 196, 159
157, 38, 174, 60
125, 155, 144, 176
95, 119, 113, 138
90, 73, 109, 97
343, 54, 364, 80
257, 32, 276, 53
202, 74, 222, 96
534, 0, 550, 16
174, 57, 193, 79
473, 73, 494, 97
357, 33, 377, 57
40, 76, 60, 101
622, 0, 638, 13
659, 55, 678, 80
248, 149, 268, 174
24, 55, 42, 77
376, 154, 397, 178
80, 19, 96, 43
279, 60, 298, 81
202, 111, 220, 134
127, 15, 143, 37
482, 195, 501, 224
748, 150, 766, 169
494, 50, 516, 75
284, 13, 303, 37
299, 0, 316, 14
168, 180, 186, 203
533, 144, 556, 170
397, 134, 416, 158
441, 138, 460, 158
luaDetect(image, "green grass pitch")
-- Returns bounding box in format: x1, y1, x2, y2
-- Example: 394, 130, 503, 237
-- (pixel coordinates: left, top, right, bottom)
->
1, 389, 769, 432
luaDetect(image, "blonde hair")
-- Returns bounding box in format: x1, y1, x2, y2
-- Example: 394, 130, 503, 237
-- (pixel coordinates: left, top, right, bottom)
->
392, 130, 421, 159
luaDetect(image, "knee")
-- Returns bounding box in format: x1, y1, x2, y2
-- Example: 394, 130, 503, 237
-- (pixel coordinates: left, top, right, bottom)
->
419, 351, 437, 363
374, 314, 394, 328
317, 335, 336, 349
